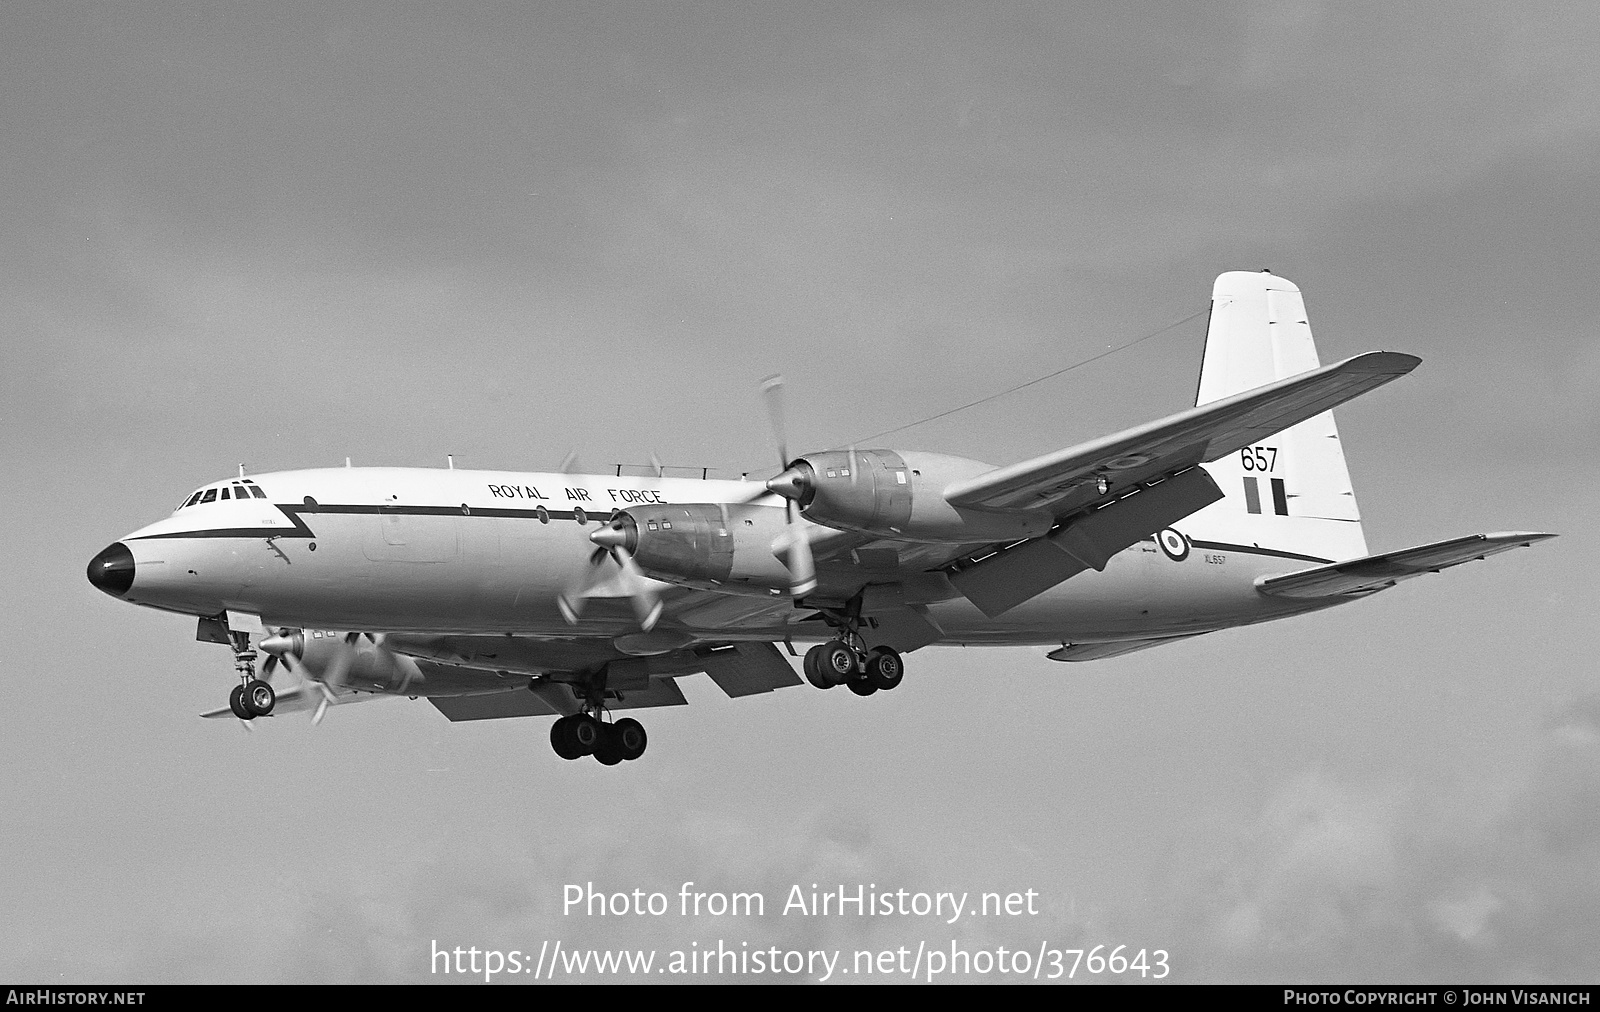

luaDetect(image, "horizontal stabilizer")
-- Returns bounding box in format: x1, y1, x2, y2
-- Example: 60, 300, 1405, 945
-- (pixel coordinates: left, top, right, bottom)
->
1046, 634, 1202, 662
1256, 532, 1556, 600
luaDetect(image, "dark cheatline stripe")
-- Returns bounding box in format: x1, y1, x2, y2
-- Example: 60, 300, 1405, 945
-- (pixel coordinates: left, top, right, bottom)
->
1271, 478, 1289, 516
128, 502, 612, 540
1243, 476, 1261, 514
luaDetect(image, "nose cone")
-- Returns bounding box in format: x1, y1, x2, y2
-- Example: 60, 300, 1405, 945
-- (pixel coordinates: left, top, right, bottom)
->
87, 542, 135, 597
590, 521, 636, 553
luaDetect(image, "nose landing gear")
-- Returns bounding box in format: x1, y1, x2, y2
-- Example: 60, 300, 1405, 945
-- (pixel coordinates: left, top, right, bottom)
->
225, 629, 276, 720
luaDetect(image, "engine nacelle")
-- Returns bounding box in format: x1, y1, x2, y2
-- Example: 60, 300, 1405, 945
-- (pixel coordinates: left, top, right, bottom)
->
786, 449, 1051, 543
601, 503, 796, 597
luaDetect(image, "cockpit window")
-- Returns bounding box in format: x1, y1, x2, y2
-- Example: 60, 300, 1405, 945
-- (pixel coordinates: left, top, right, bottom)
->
184, 492, 204, 508
200, 488, 217, 503
250, 486, 267, 499
220, 487, 231, 500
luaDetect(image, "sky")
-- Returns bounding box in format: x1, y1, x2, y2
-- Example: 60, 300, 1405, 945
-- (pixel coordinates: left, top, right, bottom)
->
2, 1, 1597, 984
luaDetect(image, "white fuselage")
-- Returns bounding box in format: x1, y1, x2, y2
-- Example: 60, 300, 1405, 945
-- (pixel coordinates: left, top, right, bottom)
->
106, 465, 1335, 647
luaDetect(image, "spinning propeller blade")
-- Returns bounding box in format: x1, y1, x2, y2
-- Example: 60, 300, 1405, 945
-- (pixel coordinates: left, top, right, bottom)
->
559, 531, 662, 631
755, 374, 818, 597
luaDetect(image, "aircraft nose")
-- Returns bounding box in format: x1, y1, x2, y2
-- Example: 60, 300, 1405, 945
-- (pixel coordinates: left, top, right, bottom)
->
87, 542, 135, 597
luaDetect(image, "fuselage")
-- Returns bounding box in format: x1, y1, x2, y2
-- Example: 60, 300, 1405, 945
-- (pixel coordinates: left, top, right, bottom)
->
89, 465, 1336, 647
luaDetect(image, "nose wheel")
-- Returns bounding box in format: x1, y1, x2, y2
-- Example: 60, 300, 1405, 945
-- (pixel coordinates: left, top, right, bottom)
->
223, 629, 276, 720
228, 680, 277, 719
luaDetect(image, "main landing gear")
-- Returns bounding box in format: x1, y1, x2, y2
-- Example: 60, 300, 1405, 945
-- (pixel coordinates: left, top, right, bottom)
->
225, 629, 276, 720
802, 640, 904, 696
549, 714, 648, 764
798, 594, 907, 696
547, 667, 650, 764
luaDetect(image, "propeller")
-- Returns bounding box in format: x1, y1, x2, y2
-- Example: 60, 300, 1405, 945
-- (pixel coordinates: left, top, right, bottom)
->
755, 374, 817, 597
557, 531, 664, 632
260, 629, 412, 725
261, 629, 342, 725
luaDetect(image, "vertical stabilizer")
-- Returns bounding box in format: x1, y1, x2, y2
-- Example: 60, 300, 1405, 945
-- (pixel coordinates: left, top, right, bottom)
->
1189, 271, 1368, 561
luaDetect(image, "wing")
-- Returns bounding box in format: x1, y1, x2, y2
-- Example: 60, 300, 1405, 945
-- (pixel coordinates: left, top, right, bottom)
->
385, 635, 805, 723
199, 680, 377, 719
429, 678, 690, 722
1256, 531, 1555, 600
944, 351, 1419, 517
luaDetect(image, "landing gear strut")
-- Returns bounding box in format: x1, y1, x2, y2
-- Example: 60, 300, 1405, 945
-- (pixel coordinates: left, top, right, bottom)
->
226, 629, 275, 719
800, 597, 906, 696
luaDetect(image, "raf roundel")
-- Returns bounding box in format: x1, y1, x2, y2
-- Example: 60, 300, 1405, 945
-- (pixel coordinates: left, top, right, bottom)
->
1157, 528, 1190, 562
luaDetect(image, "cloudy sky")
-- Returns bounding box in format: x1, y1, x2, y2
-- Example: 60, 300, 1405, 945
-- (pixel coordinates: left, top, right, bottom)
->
3, 2, 1597, 983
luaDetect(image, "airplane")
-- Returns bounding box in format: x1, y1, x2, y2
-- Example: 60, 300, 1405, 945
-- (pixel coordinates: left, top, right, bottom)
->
86, 271, 1554, 765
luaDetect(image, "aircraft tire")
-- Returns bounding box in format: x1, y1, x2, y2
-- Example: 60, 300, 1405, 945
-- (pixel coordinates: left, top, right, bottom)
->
847, 678, 878, 697
228, 684, 252, 720
866, 648, 903, 691
244, 679, 276, 716
550, 716, 584, 760
614, 718, 647, 760
803, 645, 834, 689
821, 642, 858, 685
572, 715, 602, 754
593, 724, 624, 765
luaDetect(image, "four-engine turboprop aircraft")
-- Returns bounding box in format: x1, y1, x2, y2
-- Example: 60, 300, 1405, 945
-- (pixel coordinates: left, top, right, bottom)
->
86, 271, 1553, 764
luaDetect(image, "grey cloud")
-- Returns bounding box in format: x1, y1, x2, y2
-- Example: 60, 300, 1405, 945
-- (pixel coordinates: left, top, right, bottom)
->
1148, 694, 1600, 982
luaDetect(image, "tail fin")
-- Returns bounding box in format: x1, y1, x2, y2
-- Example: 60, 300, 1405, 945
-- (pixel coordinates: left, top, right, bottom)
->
1189, 271, 1369, 562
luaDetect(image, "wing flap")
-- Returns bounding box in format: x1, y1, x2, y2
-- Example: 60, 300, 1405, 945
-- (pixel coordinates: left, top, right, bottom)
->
950, 466, 1223, 617
945, 351, 1419, 516
429, 678, 690, 722
1256, 532, 1555, 600
700, 642, 803, 697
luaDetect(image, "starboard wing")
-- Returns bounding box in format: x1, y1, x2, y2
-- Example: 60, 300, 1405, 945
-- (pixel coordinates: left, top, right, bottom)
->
943, 351, 1419, 517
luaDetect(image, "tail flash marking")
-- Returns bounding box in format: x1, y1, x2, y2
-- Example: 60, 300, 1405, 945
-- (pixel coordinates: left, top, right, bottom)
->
1243, 477, 1262, 514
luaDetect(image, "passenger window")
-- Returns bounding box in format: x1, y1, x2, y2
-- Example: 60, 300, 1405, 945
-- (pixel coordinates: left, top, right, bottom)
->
536, 506, 549, 524
200, 489, 217, 503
